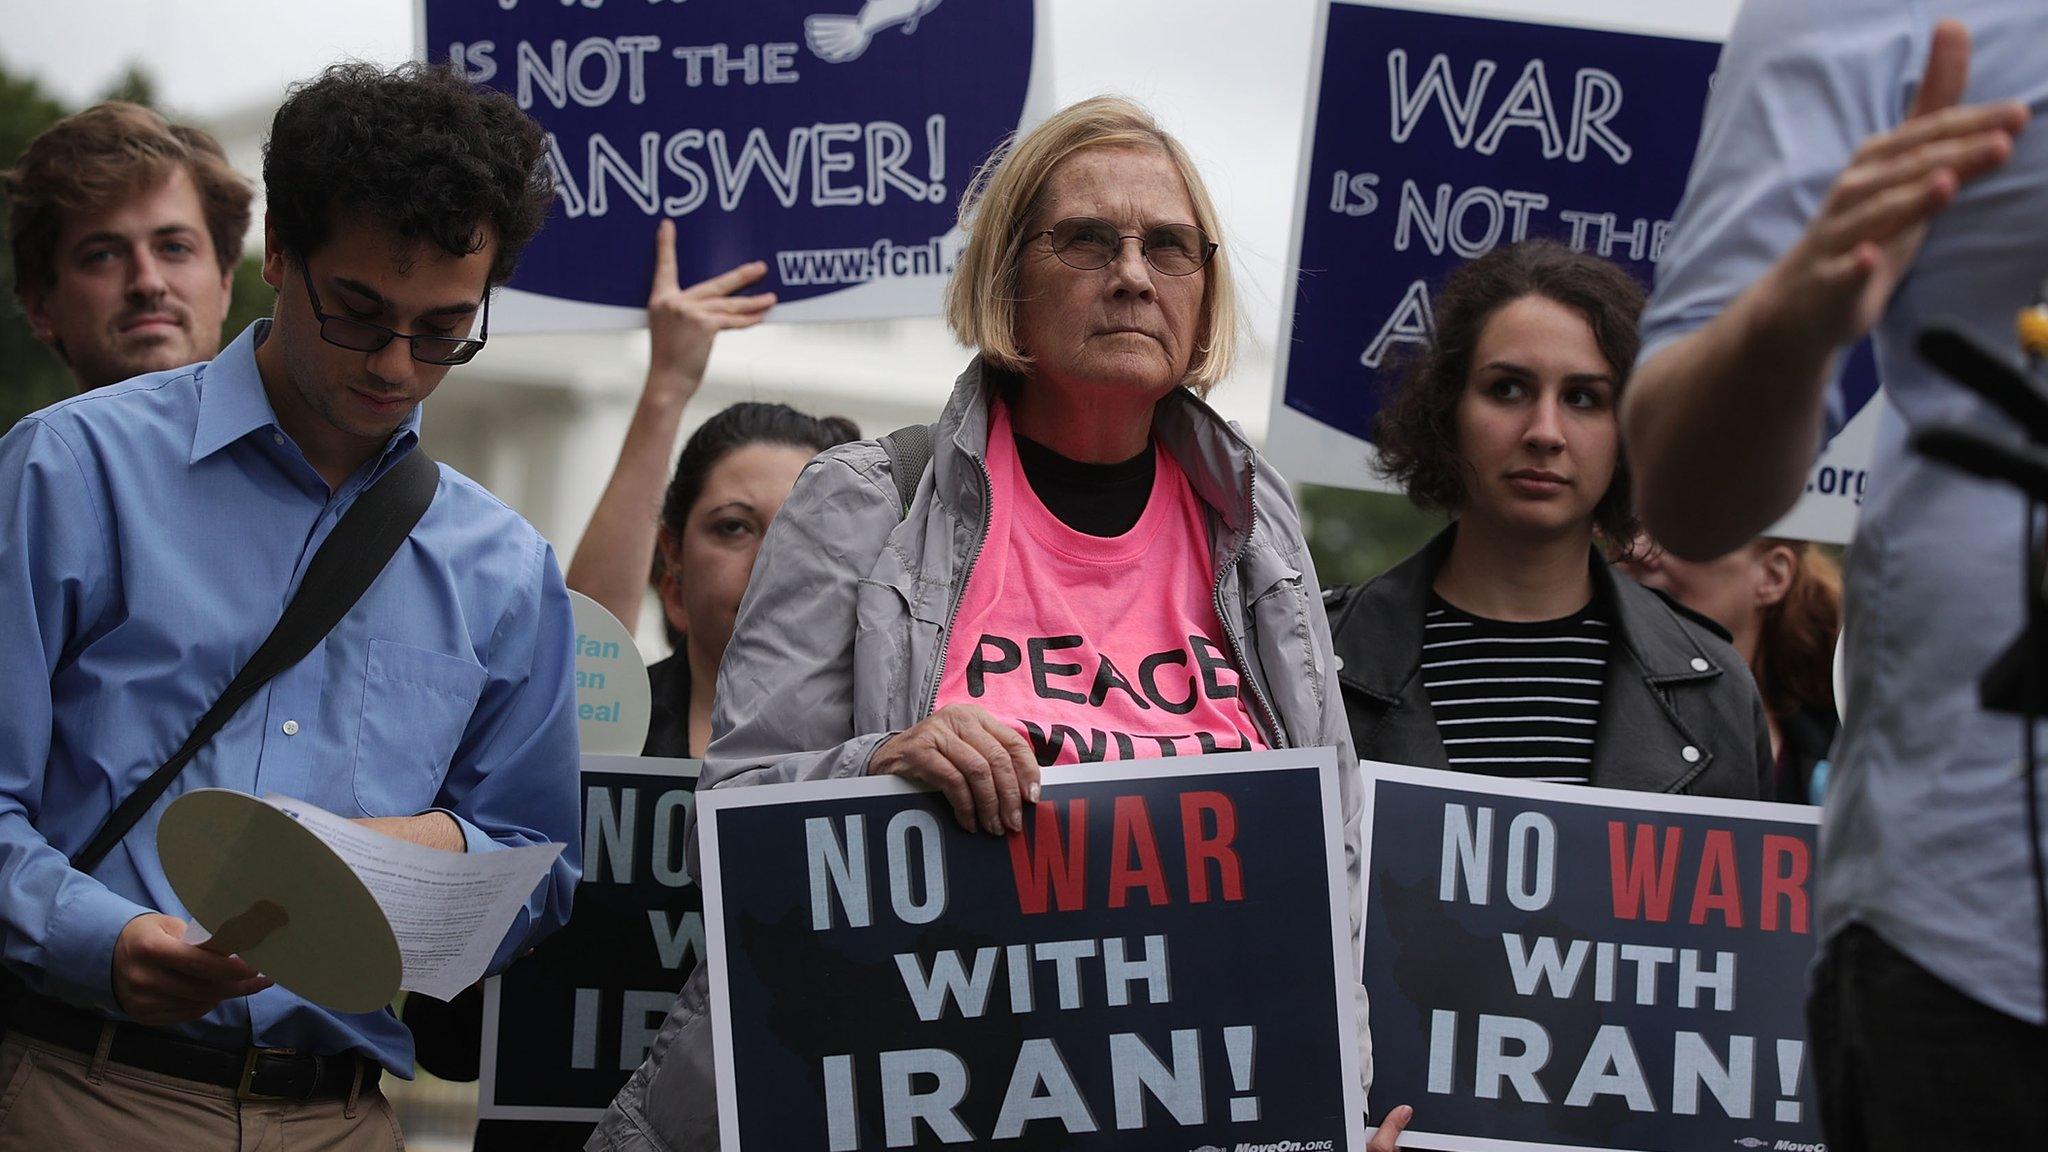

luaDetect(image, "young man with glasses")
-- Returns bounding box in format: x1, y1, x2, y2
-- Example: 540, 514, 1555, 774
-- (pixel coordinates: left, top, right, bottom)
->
0, 62, 579, 1148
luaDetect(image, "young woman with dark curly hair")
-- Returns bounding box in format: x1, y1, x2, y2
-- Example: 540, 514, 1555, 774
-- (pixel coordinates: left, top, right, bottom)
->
1323, 240, 1770, 797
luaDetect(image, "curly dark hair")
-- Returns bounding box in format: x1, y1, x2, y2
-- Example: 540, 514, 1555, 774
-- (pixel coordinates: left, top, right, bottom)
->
1373, 239, 1645, 548
263, 61, 552, 286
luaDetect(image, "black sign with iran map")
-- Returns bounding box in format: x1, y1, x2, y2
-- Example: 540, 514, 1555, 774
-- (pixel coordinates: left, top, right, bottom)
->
697, 749, 1367, 1151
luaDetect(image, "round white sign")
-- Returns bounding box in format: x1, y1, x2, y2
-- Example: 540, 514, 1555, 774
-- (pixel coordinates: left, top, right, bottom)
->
158, 789, 403, 1013
568, 590, 654, 755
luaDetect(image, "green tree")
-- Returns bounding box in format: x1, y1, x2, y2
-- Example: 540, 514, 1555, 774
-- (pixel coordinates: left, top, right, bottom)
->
99, 64, 157, 108
1, 62, 271, 434
1298, 482, 1449, 588
0, 68, 72, 433
225, 256, 276, 344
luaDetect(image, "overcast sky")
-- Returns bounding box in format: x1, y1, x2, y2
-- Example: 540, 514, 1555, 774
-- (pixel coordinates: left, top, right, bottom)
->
0, 0, 1736, 344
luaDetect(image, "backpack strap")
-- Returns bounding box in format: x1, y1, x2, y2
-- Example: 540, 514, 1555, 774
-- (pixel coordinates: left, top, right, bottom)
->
877, 423, 937, 519
71, 447, 441, 874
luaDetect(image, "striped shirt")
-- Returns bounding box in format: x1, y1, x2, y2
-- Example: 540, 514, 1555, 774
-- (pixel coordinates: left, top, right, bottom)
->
1421, 593, 1609, 784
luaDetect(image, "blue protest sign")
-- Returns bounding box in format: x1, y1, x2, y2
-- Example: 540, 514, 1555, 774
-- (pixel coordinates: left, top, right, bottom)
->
1269, 2, 1881, 543
480, 755, 702, 1122
1359, 762, 1823, 1152
417, 0, 1049, 328
697, 748, 1366, 1151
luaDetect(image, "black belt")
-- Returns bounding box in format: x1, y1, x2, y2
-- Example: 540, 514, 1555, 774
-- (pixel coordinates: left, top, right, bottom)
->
5, 994, 381, 1102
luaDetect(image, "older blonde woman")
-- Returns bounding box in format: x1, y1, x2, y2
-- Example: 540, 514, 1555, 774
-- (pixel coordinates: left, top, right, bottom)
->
590, 96, 1404, 1151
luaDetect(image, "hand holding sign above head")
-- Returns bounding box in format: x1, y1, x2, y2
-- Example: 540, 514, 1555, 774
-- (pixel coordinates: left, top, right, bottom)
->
868, 703, 1040, 835
1755, 20, 2027, 355
646, 220, 776, 404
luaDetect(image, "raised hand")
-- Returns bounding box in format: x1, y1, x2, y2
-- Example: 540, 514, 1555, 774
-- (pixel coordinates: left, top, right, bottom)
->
565, 224, 775, 630
1761, 20, 2028, 349
646, 219, 776, 401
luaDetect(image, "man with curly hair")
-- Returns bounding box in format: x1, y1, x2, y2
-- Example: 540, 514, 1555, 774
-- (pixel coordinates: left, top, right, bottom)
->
0, 63, 579, 1147
5, 101, 252, 392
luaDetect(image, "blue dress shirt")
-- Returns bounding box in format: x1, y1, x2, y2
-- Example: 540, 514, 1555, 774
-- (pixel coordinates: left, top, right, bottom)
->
0, 319, 581, 1072
1641, 0, 2048, 1025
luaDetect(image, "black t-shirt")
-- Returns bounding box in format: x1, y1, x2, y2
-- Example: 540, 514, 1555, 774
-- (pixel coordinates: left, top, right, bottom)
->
642, 651, 693, 758
1421, 592, 1612, 784
1013, 431, 1154, 538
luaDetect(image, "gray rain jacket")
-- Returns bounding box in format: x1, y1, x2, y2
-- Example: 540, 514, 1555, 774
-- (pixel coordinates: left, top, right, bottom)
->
588, 360, 1365, 1151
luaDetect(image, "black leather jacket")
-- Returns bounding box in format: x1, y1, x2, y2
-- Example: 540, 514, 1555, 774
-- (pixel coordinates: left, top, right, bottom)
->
1323, 527, 1770, 798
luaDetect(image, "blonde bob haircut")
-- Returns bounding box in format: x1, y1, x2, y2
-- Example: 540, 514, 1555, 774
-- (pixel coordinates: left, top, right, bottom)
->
944, 95, 1239, 396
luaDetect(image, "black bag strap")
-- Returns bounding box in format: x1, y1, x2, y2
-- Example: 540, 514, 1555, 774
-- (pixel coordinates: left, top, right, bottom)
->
879, 423, 936, 519
72, 448, 441, 875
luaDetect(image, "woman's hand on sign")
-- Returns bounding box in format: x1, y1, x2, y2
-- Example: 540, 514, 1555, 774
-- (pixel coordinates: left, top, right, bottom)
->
868, 704, 1041, 835
645, 220, 776, 403
1757, 19, 2027, 352
1367, 1103, 1415, 1152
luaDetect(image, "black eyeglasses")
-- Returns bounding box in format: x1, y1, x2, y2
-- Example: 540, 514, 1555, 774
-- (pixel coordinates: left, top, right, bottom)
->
298, 261, 490, 366
1035, 217, 1217, 277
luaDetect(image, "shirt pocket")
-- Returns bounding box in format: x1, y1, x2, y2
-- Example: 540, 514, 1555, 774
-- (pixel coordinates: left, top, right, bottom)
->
352, 637, 489, 816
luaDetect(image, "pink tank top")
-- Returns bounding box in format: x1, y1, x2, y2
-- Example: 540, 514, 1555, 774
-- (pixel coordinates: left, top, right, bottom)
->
934, 401, 1269, 764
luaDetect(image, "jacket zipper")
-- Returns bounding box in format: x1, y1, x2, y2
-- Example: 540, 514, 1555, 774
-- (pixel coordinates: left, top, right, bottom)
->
923, 453, 995, 720
1213, 462, 1287, 749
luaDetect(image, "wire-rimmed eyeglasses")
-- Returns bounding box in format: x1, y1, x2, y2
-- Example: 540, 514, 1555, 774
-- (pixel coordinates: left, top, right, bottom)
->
1034, 217, 1217, 277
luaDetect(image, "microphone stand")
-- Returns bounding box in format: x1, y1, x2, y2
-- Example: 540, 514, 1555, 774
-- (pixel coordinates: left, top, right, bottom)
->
1911, 311, 2048, 1022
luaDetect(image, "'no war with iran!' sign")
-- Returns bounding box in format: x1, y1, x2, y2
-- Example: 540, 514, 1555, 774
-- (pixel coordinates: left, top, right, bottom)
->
1271, 2, 1884, 544
697, 748, 1368, 1151
418, 0, 1051, 328
1359, 762, 1823, 1152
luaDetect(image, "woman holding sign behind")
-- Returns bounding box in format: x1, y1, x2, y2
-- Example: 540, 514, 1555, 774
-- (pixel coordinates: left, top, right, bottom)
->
566, 221, 778, 636
405, 402, 858, 1152
594, 97, 1407, 1150
1322, 241, 1770, 796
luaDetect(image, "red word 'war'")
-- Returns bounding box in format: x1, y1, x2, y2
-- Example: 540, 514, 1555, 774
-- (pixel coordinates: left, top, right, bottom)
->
1608, 822, 1811, 933
1009, 792, 1245, 915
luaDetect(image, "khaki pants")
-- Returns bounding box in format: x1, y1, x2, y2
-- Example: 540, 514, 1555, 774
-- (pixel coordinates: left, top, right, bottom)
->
0, 1035, 404, 1151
